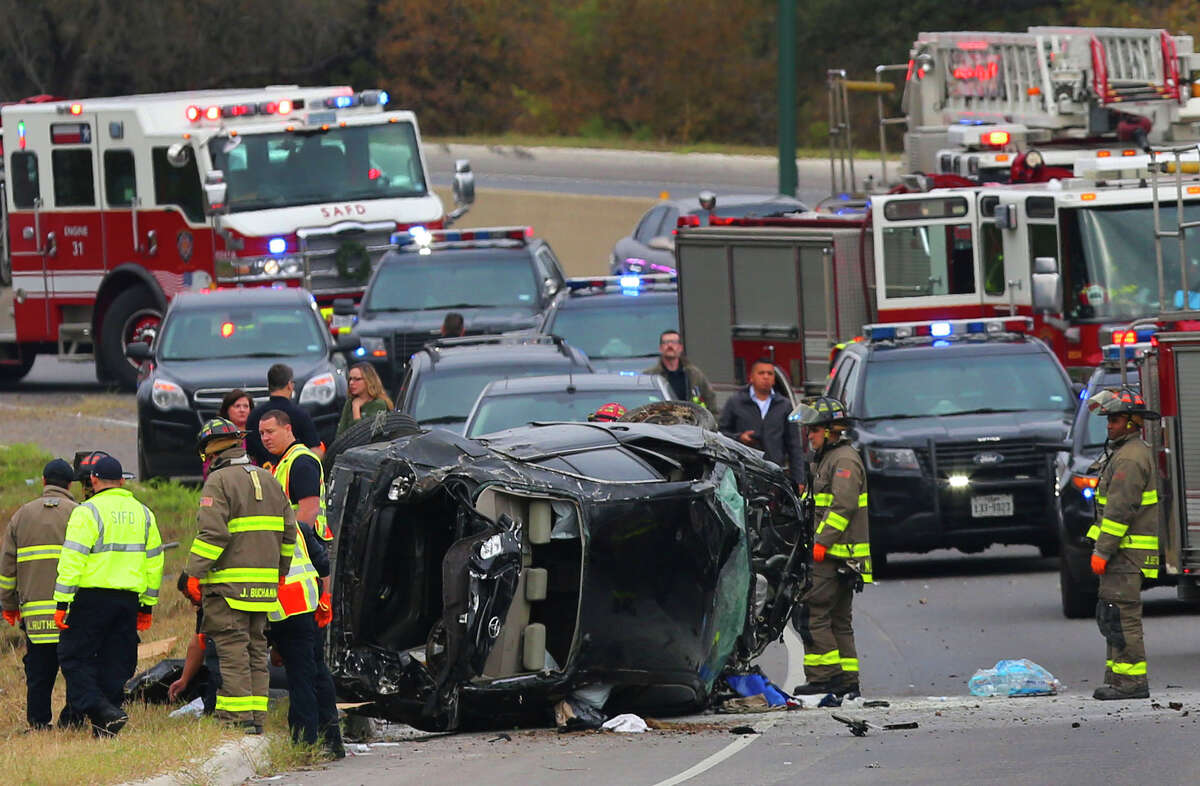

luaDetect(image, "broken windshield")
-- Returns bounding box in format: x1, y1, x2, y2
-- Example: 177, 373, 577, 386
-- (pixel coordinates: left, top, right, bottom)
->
1062, 203, 1200, 321
207, 121, 427, 211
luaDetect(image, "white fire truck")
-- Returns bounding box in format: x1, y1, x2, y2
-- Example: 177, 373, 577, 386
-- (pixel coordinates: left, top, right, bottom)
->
0, 86, 474, 388
675, 152, 1200, 391
834, 27, 1200, 193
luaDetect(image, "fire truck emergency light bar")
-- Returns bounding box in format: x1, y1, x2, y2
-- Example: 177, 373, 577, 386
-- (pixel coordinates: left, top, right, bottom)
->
1102, 342, 1153, 364
862, 316, 1033, 341
566, 274, 678, 293
182, 90, 388, 123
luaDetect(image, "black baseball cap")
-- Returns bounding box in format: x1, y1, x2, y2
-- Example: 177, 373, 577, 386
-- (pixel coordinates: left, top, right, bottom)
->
91, 456, 124, 481
43, 459, 75, 487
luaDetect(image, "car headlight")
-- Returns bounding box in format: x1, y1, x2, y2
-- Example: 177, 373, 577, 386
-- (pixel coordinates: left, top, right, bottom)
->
866, 447, 920, 472
359, 335, 387, 359
151, 379, 188, 411
299, 373, 336, 406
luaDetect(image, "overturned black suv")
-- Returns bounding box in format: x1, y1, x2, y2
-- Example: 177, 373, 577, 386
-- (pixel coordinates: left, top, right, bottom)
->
323, 413, 807, 730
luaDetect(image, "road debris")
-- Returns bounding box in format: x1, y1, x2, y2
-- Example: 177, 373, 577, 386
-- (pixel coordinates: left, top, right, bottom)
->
488, 733, 512, 743
832, 714, 920, 736
968, 658, 1061, 697
862, 700, 890, 708
602, 714, 648, 733
729, 725, 760, 735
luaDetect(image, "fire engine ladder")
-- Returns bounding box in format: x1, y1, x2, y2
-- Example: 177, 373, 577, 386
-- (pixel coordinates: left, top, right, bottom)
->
826, 69, 895, 197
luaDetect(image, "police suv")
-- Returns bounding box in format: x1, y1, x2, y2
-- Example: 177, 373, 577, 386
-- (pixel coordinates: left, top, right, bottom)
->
824, 317, 1076, 569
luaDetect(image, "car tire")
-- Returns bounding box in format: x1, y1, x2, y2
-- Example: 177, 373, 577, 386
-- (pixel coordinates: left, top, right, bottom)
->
1060, 551, 1097, 619
871, 548, 888, 577
0, 352, 36, 386
323, 411, 420, 471
619, 400, 718, 430
137, 430, 160, 482
1038, 540, 1060, 559
100, 287, 161, 392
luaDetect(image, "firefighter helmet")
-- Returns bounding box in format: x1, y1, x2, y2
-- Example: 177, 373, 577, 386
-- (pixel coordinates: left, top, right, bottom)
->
588, 402, 627, 422
1086, 387, 1159, 419
196, 417, 245, 454
790, 396, 848, 426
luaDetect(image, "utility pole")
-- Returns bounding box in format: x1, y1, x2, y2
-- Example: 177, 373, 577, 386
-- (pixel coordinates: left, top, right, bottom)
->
777, 0, 797, 196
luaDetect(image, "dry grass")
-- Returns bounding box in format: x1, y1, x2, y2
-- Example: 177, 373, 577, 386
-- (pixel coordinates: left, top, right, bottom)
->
252, 703, 337, 776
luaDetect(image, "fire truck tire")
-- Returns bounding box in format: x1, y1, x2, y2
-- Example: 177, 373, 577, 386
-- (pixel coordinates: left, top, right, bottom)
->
0, 353, 36, 386
323, 411, 420, 472
100, 287, 162, 391
1059, 552, 1097, 619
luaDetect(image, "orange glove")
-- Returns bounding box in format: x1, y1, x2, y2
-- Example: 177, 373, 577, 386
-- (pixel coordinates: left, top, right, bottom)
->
185, 576, 202, 604
137, 611, 153, 631
315, 592, 333, 628
1091, 554, 1108, 575
813, 542, 827, 563
54, 609, 69, 630
2, 609, 19, 626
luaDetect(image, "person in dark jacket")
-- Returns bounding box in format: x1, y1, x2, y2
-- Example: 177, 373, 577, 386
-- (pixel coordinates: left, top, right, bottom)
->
718, 358, 805, 488
245, 364, 324, 466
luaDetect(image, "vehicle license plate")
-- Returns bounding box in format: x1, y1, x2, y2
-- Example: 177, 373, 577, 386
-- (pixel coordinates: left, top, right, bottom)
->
971, 494, 1013, 518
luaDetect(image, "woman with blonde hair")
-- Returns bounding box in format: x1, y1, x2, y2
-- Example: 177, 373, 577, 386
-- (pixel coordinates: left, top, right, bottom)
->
336, 362, 394, 435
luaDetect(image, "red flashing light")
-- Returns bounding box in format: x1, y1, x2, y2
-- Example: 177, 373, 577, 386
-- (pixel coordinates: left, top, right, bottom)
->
983, 130, 1010, 146
1097, 150, 1111, 158
1114, 330, 1138, 345
1122, 149, 1136, 157
1071, 476, 1099, 490
1150, 335, 1159, 348
220, 322, 235, 338
185, 105, 201, 122
953, 62, 998, 82
278, 99, 293, 114
371, 349, 387, 358
367, 167, 381, 181
204, 106, 220, 121
957, 40, 989, 51
677, 215, 702, 229
1003, 319, 1029, 333
68, 103, 83, 115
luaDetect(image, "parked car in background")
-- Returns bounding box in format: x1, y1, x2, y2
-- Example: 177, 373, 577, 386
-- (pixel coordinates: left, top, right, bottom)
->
351, 226, 568, 387
540, 275, 679, 373
395, 335, 593, 435
610, 192, 808, 274
463, 373, 671, 438
825, 317, 1075, 569
129, 288, 355, 479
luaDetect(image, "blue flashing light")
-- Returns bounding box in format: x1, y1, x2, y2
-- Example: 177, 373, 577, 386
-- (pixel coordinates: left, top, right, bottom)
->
1082, 487, 1094, 500
267, 237, 286, 255
932, 339, 951, 347
1079, 386, 1088, 400
868, 326, 896, 340
334, 95, 353, 108
965, 321, 987, 334
378, 90, 389, 106
621, 288, 641, 297
618, 275, 641, 290
353, 347, 366, 358
618, 370, 637, 376
930, 322, 952, 337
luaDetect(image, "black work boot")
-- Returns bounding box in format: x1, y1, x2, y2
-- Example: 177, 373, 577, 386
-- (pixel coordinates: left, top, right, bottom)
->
1093, 684, 1150, 701
792, 680, 837, 695
835, 675, 862, 700
91, 704, 128, 736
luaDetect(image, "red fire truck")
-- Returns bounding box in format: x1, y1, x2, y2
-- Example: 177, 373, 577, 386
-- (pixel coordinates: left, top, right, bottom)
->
675, 151, 1200, 392
0, 86, 474, 388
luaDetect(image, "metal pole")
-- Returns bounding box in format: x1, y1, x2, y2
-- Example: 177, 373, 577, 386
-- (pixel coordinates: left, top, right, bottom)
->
777, 0, 797, 197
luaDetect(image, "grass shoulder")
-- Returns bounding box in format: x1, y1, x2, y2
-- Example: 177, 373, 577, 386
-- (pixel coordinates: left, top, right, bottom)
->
426, 133, 898, 161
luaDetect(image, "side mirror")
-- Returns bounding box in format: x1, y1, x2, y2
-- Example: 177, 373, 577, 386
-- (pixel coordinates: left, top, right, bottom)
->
647, 236, 675, 252
332, 297, 356, 317
203, 170, 228, 215
698, 190, 716, 211
166, 143, 191, 168
1031, 256, 1062, 314
334, 333, 361, 353
993, 203, 1018, 230
125, 342, 152, 362
542, 277, 559, 299
445, 160, 475, 228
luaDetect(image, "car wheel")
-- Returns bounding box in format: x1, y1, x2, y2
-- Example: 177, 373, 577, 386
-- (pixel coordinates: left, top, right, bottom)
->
1038, 540, 1060, 559
620, 400, 718, 430
137, 430, 159, 482
0, 352, 36, 386
1060, 551, 1097, 619
323, 411, 420, 472
871, 548, 887, 578
100, 287, 161, 391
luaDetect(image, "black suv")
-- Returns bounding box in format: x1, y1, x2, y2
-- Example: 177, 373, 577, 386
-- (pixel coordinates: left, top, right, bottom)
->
825, 318, 1076, 567
351, 226, 568, 387
1055, 347, 1162, 618
540, 275, 680, 373
395, 335, 593, 435
128, 288, 356, 479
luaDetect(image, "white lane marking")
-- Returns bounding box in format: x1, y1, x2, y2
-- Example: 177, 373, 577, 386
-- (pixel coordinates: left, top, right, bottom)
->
651, 718, 778, 786
651, 621, 803, 786
0, 401, 137, 429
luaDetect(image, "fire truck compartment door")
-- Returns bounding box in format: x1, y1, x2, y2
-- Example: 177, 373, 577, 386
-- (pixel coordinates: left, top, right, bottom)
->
1170, 345, 1200, 572
874, 194, 981, 310
98, 111, 153, 271
677, 240, 735, 386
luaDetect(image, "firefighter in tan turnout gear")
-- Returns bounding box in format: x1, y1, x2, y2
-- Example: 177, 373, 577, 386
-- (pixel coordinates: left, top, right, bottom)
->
185, 418, 298, 733
790, 396, 871, 698
1086, 387, 1160, 701
0, 459, 82, 730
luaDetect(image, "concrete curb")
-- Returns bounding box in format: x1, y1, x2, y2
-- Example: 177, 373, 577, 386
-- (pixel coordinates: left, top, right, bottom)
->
120, 734, 270, 786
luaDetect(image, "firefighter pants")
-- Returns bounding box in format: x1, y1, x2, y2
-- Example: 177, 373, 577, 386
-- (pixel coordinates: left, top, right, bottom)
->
1097, 570, 1147, 691
57, 588, 138, 719
24, 639, 61, 728
202, 595, 269, 725
795, 564, 858, 684
269, 612, 342, 749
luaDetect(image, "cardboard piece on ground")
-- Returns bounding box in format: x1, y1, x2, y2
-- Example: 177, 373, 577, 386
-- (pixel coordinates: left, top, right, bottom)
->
137, 636, 177, 661
337, 702, 371, 710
